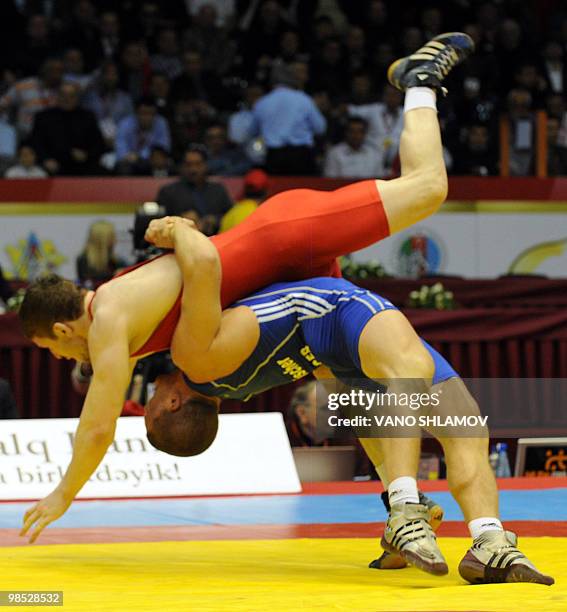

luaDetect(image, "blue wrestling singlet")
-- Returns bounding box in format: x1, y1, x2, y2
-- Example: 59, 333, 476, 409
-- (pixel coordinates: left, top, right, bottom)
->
184, 277, 458, 401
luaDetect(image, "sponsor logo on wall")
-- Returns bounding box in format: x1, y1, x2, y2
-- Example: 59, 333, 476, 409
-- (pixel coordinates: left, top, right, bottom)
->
4, 233, 67, 280
509, 238, 567, 274
394, 230, 445, 278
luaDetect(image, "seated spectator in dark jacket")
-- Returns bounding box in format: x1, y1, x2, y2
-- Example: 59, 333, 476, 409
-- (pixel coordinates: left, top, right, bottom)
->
13, 14, 61, 77
0, 378, 18, 419
156, 146, 233, 235
170, 50, 225, 109
310, 37, 349, 101
451, 124, 498, 176
513, 62, 548, 109
182, 4, 236, 76
0, 57, 65, 137
205, 123, 252, 176
547, 117, 567, 176
98, 11, 122, 61
149, 73, 174, 122
150, 28, 183, 80
147, 146, 174, 177
31, 82, 105, 175
115, 97, 171, 175
119, 41, 152, 101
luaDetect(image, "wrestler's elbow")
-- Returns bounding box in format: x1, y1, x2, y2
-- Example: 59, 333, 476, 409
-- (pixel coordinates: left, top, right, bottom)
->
176, 360, 212, 385
173, 347, 221, 384
195, 242, 221, 272
171, 347, 203, 381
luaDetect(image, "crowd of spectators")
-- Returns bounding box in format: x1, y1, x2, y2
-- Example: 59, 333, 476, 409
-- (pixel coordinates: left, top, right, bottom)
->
0, 0, 566, 181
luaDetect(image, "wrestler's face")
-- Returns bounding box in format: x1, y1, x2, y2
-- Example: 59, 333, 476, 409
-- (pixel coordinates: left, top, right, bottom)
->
33, 323, 90, 362
145, 371, 219, 433
145, 370, 191, 422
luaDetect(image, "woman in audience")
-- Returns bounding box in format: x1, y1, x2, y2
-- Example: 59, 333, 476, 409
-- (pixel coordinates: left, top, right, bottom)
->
76, 220, 124, 285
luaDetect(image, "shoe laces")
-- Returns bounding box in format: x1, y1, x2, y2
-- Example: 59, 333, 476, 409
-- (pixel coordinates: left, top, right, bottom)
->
432, 46, 460, 77
473, 530, 521, 555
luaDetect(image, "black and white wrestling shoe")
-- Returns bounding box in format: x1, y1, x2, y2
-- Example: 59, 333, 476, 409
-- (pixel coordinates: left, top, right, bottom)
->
387, 32, 475, 95
459, 530, 554, 586
370, 492, 444, 570
379, 499, 448, 576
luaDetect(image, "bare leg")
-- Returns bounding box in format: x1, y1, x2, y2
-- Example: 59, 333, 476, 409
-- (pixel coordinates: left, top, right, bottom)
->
428, 378, 499, 521
359, 438, 389, 487
378, 105, 448, 234
358, 310, 434, 484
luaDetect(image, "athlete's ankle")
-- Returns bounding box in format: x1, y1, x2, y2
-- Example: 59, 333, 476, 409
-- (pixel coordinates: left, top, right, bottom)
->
468, 517, 504, 539
404, 87, 437, 113
388, 476, 419, 506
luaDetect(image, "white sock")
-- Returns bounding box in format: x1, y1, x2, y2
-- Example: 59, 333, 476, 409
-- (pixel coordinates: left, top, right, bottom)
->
404, 87, 437, 113
388, 476, 419, 506
468, 517, 504, 540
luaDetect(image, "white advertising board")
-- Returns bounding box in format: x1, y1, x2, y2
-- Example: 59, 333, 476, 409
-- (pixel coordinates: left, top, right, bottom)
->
352, 209, 567, 278
0, 203, 566, 280
0, 413, 301, 500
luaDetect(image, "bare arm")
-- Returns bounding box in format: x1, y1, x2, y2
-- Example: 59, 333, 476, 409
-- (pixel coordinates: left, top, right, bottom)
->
59, 312, 134, 498
171, 220, 223, 366
21, 310, 134, 542
145, 217, 257, 382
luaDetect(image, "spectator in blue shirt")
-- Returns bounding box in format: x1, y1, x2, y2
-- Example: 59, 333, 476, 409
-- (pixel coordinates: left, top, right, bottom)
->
249, 63, 327, 175
0, 118, 17, 172
228, 82, 265, 164
115, 97, 171, 175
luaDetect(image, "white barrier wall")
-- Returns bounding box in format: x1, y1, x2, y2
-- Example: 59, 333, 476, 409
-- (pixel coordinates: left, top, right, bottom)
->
0, 413, 301, 500
352, 206, 567, 277
1, 202, 566, 280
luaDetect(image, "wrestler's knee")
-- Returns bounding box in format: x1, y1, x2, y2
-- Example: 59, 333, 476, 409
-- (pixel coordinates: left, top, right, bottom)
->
364, 341, 435, 381
413, 168, 448, 213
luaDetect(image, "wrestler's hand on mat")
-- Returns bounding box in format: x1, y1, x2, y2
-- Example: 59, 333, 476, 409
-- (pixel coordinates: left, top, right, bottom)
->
20, 489, 72, 543
145, 216, 196, 249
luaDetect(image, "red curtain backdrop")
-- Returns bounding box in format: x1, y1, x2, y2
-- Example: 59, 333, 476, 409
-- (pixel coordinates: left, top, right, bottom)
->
3, 278, 567, 421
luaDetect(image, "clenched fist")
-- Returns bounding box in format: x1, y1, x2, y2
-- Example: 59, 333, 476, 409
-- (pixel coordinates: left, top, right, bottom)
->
144, 216, 196, 249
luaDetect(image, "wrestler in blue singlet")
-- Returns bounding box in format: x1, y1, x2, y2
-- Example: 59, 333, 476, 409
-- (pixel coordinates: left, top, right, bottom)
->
184, 277, 458, 401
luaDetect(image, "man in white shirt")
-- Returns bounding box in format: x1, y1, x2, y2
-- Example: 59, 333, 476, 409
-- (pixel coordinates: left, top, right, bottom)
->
5, 144, 47, 178
348, 83, 404, 173
324, 117, 383, 178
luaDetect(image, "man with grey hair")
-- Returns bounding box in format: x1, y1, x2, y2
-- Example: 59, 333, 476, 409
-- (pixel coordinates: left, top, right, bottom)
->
249, 62, 326, 175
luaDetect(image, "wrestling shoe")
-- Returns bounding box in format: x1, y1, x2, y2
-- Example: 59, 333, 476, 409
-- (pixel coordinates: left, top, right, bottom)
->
370, 492, 444, 570
379, 501, 448, 575
387, 32, 475, 95
459, 530, 554, 585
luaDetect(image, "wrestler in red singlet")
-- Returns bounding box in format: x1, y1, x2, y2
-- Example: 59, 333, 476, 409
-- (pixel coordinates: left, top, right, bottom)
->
91, 180, 388, 357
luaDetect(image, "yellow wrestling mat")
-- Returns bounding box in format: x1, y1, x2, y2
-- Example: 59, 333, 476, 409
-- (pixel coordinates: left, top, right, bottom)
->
0, 538, 564, 612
